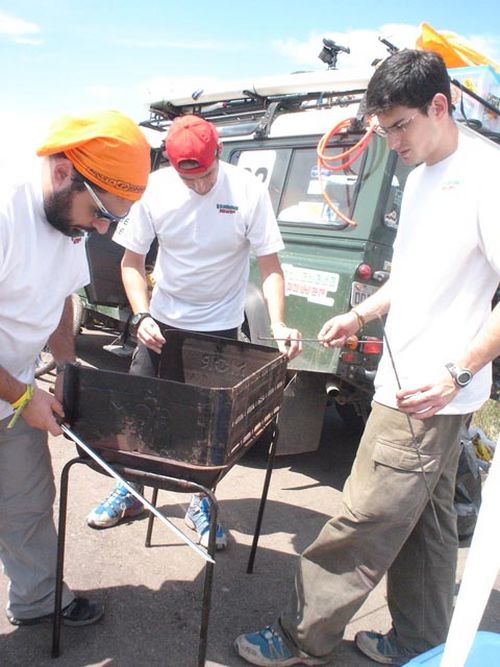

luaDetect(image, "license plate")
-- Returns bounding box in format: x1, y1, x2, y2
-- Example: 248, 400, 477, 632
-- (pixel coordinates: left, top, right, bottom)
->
350, 282, 378, 307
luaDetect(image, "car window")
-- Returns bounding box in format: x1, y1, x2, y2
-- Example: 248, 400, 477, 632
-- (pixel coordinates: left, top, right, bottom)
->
230, 145, 362, 229
277, 147, 361, 229
230, 148, 291, 212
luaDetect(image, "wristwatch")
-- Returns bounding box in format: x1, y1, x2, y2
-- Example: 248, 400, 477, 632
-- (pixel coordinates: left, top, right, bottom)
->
130, 312, 151, 327
445, 362, 473, 388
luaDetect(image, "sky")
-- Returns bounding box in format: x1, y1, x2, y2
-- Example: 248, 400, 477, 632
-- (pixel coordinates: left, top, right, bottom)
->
1, 1, 499, 174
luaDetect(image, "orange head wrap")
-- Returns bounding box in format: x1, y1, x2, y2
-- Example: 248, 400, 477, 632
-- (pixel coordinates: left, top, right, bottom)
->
36, 110, 151, 201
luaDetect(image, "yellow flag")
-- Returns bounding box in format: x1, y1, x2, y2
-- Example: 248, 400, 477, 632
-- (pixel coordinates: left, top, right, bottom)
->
416, 22, 499, 71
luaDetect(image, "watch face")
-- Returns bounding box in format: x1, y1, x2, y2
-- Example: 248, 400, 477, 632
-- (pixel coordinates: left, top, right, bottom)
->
446, 363, 472, 387
457, 370, 472, 386
131, 313, 149, 327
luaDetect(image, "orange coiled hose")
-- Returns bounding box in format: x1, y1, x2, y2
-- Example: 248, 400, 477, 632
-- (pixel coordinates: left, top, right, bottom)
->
316, 118, 377, 226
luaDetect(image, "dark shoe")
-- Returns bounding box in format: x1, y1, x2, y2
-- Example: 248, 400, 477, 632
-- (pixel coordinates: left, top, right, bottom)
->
355, 629, 418, 666
7, 596, 104, 627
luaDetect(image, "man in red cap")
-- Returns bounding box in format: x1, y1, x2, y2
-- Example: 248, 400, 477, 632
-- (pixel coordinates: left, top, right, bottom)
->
87, 114, 302, 549
0, 109, 150, 627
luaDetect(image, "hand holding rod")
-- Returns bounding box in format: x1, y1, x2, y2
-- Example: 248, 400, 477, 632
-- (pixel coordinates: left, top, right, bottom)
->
60, 423, 215, 564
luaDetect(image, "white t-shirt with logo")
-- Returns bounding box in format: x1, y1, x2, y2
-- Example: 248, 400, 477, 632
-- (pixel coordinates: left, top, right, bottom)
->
0, 165, 90, 420
374, 132, 500, 414
113, 161, 284, 330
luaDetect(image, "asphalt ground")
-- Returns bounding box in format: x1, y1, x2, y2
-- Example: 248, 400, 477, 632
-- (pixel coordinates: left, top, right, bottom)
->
1, 327, 499, 666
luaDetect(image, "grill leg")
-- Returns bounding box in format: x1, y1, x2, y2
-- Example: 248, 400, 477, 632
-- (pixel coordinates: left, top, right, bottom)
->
197, 489, 218, 667
145, 487, 159, 548
247, 420, 279, 574
52, 457, 80, 658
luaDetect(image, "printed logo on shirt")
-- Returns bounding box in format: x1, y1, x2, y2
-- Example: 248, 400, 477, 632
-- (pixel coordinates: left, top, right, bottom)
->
442, 179, 460, 191
72, 237, 83, 245
114, 218, 131, 234
217, 203, 239, 214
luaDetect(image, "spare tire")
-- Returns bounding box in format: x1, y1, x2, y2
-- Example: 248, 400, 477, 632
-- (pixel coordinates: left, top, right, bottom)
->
34, 294, 84, 378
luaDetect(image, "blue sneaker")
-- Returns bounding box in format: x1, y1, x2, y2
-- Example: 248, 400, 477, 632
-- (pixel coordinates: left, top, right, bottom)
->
87, 483, 144, 529
184, 494, 227, 550
355, 629, 418, 665
234, 625, 328, 666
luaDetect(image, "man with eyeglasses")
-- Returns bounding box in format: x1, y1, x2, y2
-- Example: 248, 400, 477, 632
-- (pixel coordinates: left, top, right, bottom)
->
235, 49, 500, 666
86, 114, 302, 549
0, 110, 150, 628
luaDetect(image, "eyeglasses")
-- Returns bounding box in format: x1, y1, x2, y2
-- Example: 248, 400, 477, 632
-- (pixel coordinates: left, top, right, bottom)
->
374, 113, 418, 138
84, 181, 129, 224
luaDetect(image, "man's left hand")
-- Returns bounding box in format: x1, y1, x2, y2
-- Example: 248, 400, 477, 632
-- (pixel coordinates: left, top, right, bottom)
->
271, 323, 302, 360
396, 373, 459, 419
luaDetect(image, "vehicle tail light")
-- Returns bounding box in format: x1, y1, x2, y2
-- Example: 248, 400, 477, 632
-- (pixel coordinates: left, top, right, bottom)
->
362, 337, 383, 355
356, 263, 372, 280
341, 351, 355, 363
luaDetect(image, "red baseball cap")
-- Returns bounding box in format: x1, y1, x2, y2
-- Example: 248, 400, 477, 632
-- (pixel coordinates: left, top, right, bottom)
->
165, 115, 219, 175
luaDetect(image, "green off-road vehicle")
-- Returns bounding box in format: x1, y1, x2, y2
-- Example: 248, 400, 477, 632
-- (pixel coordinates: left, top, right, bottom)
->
139, 56, 499, 452
45, 46, 498, 454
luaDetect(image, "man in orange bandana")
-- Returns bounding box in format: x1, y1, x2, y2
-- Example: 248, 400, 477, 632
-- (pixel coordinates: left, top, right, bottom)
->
0, 110, 150, 628
36, 109, 150, 237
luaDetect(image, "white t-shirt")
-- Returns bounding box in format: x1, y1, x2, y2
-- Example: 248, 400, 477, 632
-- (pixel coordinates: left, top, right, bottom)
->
113, 161, 284, 330
0, 164, 90, 420
374, 132, 500, 414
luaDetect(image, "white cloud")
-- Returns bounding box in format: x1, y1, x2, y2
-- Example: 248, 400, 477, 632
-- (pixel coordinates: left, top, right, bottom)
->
0, 10, 40, 41
84, 85, 118, 102
14, 36, 42, 46
466, 34, 500, 64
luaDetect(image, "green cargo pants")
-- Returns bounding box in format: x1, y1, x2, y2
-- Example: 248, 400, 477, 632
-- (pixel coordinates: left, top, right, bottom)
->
280, 401, 468, 658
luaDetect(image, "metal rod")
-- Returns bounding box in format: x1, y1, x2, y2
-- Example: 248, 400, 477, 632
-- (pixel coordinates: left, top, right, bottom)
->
258, 336, 383, 344
377, 317, 444, 543
52, 456, 74, 657
259, 336, 319, 341
247, 419, 279, 574
60, 424, 215, 564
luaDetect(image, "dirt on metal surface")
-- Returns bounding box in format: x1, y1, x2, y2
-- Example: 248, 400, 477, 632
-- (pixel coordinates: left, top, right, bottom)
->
0, 329, 498, 667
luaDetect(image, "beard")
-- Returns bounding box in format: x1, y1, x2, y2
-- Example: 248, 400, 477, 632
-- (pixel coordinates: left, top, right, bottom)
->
44, 187, 87, 237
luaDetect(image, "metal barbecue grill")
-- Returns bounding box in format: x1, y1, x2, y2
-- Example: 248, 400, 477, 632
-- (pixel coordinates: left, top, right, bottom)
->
51, 331, 288, 666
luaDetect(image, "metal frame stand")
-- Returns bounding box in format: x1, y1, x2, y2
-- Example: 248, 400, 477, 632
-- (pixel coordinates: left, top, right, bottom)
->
51, 418, 278, 666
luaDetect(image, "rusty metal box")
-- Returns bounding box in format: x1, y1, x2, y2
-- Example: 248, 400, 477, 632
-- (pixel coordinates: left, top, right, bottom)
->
63, 332, 287, 486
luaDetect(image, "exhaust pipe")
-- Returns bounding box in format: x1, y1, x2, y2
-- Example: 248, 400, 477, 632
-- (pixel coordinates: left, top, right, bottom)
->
325, 381, 340, 397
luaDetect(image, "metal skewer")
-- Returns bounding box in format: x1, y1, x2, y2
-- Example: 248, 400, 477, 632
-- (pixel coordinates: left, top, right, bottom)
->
60, 423, 215, 564
258, 336, 382, 344
376, 316, 443, 543
259, 336, 321, 341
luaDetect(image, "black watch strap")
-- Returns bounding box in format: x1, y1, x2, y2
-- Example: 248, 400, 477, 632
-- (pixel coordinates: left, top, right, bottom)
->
131, 312, 151, 327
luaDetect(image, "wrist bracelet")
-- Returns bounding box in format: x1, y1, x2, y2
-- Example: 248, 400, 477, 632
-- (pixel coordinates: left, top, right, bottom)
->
8, 384, 34, 429
11, 384, 34, 410
351, 309, 366, 330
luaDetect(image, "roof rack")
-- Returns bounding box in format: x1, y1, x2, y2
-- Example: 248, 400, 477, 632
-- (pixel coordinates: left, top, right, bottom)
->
143, 71, 370, 138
